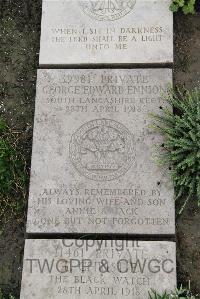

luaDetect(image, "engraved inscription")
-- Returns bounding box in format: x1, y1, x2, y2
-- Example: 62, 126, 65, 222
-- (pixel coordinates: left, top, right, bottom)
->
20, 240, 176, 299
79, 0, 137, 21
40, 0, 173, 64
69, 119, 135, 181
26, 69, 174, 235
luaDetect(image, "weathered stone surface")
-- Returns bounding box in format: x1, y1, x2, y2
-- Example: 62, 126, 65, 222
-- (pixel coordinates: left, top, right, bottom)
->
39, 0, 173, 66
20, 239, 177, 299
26, 68, 175, 234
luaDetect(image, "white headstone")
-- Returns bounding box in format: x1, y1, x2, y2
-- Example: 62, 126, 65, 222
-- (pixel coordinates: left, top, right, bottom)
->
20, 239, 177, 299
26, 68, 174, 234
39, 0, 173, 65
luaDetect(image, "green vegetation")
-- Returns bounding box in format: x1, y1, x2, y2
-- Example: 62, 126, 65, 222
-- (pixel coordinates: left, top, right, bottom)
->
150, 89, 200, 213
149, 285, 199, 298
0, 117, 27, 226
0, 2, 41, 231
170, 0, 196, 14
0, 289, 15, 299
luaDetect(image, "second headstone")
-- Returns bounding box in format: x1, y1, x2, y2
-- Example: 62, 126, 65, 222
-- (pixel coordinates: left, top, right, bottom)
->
26, 68, 175, 234
39, 0, 173, 66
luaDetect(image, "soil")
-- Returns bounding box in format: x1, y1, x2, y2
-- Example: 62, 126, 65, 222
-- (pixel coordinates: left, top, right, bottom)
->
174, 13, 200, 295
0, 0, 42, 297
0, 1, 200, 298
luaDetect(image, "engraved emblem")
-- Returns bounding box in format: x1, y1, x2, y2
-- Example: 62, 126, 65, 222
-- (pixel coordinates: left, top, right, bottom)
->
79, 0, 136, 21
69, 119, 135, 181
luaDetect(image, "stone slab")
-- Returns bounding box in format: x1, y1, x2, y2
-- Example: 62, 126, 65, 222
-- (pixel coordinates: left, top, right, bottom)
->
26, 68, 175, 234
20, 239, 177, 299
39, 0, 173, 66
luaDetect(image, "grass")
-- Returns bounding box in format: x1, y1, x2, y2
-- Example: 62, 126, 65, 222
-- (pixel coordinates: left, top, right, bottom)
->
0, 289, 15, 299
170, 0, 196, 14
0, 117, 27, 228
0, 2, 41, 231
149, 284, 199, 298
0, 1, 41, 297
150, 89, 200, 213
